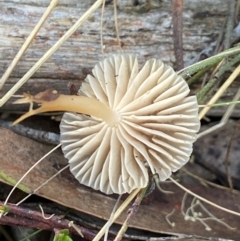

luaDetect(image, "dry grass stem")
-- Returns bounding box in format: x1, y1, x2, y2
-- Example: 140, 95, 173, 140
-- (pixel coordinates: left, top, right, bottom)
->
182, 167, 239, 193
0, 0, 60, 89
170, 177, 240, 217
92, 188, 141, 241
16, 163, 69, 206
198, 88, 240, 138
4, 144, 62, 206
114, 0, 121, 48
113, 187, 148, 241
0, 0, 104, 107
199, 63, 240, 119
104, 194, 122, 241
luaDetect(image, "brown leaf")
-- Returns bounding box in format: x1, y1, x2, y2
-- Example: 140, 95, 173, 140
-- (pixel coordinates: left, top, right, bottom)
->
0, 127, 240, 239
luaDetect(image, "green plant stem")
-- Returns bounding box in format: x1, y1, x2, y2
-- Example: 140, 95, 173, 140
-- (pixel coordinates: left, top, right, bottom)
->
187, 64, 213, 86
197, 53, 240, 103
179, 46, 240, 79
0, 171, 31, 193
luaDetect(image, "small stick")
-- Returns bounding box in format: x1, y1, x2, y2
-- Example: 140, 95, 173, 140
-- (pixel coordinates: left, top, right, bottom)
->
0, 120, 60, 145
178, 46, 240, 78
104, 195, 122, 241
0, 201, 96, 238
172, 0, 184, 70
0, 0, 104, 107
224, 0, 235, 50
92, 188, 141, 241
114, 186, 148, 241
197, 53, 240, 104
100, 0, 106, 56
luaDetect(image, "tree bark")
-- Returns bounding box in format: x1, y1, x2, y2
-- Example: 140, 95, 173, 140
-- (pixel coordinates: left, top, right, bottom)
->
0, 0, 234, 115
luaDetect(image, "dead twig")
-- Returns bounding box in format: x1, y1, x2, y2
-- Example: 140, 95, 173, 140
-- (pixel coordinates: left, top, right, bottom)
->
114, 186, 148, 241
0, 201, 97, 239
172, 0, 183, 70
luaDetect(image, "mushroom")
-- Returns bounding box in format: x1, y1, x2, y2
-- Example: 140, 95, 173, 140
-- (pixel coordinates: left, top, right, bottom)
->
13, 54, 200, 194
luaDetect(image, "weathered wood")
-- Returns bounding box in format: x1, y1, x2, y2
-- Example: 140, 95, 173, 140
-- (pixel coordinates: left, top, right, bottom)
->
0, 0, 236, 115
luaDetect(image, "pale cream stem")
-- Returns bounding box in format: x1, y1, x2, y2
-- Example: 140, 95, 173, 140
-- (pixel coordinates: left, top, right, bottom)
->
13, 95, 119, 125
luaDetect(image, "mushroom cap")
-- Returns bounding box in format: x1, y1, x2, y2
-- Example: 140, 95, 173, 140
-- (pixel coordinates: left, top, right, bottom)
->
60, 54, 200, 194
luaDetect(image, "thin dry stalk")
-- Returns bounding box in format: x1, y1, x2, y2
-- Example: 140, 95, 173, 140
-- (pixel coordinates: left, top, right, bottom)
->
3, 144, 62, 206
0, 0, 104, 107
100, 0, 106, 56
92, 188, 141, 241
182, 167, 239, 194
16, 164, 69, 206
198, 87, 240, 138
0, 0, 60, 89
169, 177, 240, 217
114, 187, 148, 241
113, 0, 121, 48
199, 63, 240, 119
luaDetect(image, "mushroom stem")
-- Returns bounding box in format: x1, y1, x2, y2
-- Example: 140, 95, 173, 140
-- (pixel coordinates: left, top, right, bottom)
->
13, 89, 120, 126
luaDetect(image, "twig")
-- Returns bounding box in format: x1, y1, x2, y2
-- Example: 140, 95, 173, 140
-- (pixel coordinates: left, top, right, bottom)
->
16, 164, 69, 206
114, 186, 148, 241
0, 120, 60, 145
178, 46, 240, 79
172, 0, 184, 70
104, 194, 122, 241
197, 53, 240, 104
187, 64, 212, 86
224, 0, 236, 50
92, 188, 141, 241
0, 202, 97, 239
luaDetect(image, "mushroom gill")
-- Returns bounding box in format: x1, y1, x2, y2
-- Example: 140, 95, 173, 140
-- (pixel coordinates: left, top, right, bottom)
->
13, 54, 200, 194
59, 54, 200, 194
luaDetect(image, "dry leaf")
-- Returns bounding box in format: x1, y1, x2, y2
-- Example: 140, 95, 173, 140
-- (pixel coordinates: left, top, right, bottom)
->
0, 127, 240, 239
